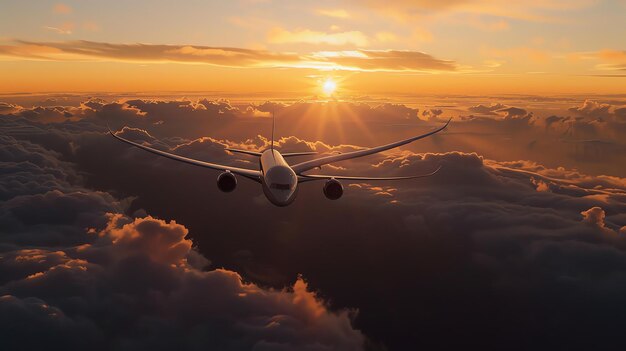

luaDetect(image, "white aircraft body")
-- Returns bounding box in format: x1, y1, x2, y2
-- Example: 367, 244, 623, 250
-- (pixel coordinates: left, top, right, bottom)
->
110, 118, 450, 207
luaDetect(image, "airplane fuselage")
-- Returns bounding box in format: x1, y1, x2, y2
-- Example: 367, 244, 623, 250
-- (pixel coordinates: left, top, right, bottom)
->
259, 149, 298, 206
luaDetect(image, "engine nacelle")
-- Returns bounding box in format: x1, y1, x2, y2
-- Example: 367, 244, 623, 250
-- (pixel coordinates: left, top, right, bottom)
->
323, 178, 343, 200
217, 171, 237, 192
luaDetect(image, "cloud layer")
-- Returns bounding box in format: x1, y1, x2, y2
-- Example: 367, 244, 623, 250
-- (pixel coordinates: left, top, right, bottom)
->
0, 107, 366, 350
2, 95, 626, 350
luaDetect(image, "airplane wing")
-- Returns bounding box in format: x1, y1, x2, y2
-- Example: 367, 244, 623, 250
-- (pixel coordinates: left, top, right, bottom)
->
291, 118, 451, 174
110, 130, 261, 181
298, 166, 441, 182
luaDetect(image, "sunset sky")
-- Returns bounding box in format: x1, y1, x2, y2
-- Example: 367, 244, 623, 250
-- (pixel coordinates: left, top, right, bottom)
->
2, 2, 626, 351
1, 0, 626, 94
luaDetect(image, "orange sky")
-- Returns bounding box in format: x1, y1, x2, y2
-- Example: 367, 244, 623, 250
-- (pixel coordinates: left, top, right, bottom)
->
1, 0, 625, 95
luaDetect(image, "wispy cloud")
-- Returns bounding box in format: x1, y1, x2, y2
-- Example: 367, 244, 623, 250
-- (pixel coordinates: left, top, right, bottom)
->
595, 50, 626, 71
0, 40, 458, 73
43, 22, 74, 35
351, 0, 597, 21
309, 50, 457, 71
568, 50, 626, 72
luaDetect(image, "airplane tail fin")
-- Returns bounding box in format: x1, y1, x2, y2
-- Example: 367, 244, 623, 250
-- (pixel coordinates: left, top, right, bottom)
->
271, 108, 275, 151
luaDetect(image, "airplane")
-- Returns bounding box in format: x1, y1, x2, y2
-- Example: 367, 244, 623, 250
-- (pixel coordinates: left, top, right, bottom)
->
109, 116, 451, 207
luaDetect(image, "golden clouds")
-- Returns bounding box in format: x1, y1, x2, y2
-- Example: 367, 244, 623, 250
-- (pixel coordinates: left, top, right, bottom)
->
311, 49, 457, 72
0, 42, 67, 59
596, 50, 626, 72
598, 50, 626, 61
0, 40, 457, 73
564, 50, 626, 74
0, 40, 301, 67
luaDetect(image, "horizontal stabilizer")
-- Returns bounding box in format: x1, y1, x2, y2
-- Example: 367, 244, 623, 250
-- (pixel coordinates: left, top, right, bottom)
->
226, 148, 317, 157
225, 148, 263, 157
282, 151, 318, 157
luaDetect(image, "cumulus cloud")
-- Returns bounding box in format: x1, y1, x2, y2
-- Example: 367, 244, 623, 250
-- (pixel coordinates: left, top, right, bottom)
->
422, 108, 443, 121
0, 102, 21, 113
568, 99, 615, 119
4, 95, 626, 177
467, 103, 506, 115
3, 95, 626, 178
581, 206, 614, 234
0, 215, 364, 350
467, 104, 528, 120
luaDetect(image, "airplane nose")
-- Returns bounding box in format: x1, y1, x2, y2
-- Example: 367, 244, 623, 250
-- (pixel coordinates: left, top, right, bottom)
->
263, 164, 298, 206
271, 189, 294, 203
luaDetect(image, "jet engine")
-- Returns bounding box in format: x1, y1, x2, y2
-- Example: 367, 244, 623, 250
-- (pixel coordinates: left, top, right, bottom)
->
323, 178, 343, 200
217, 171, 237, 192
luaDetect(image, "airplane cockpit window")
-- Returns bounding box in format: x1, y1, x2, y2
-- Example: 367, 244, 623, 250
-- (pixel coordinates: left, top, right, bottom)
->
270, 183, 291, 190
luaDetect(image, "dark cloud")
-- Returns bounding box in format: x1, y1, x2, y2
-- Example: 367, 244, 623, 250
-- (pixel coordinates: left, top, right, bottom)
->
0, 295, 102, 350
615, 107, 626, 121
0, 215, 364, 350
544, 114, 568, 129
7, 105, 76, 123
422, 108, 443, 121
2, 96, 626, 350
0, 134, 79, 200
0, 113, 366, 350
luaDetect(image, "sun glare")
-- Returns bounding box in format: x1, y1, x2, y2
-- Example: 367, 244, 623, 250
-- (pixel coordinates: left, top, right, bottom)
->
322, 79, 337, 95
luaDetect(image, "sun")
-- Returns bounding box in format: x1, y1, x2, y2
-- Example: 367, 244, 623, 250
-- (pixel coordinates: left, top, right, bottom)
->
322, 79, 337, 95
